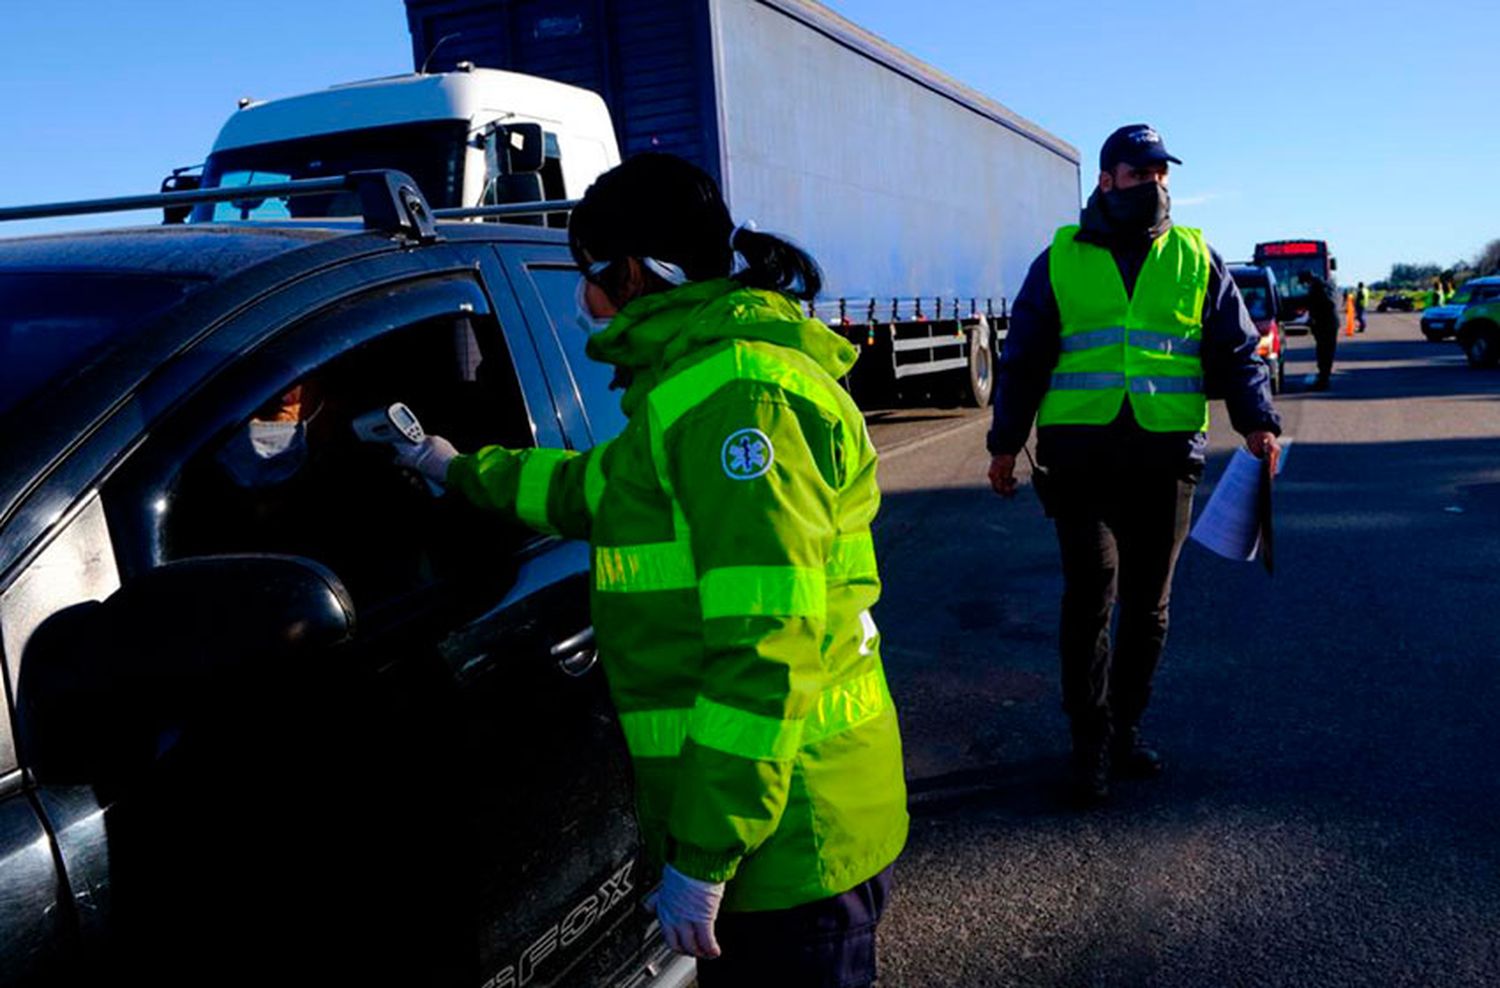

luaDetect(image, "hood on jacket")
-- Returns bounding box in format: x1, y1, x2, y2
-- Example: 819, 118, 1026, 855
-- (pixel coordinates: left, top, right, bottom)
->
585, 279, 858, 416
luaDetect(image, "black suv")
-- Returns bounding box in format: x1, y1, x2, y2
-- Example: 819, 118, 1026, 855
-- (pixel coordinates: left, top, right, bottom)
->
0, 174, 689, 987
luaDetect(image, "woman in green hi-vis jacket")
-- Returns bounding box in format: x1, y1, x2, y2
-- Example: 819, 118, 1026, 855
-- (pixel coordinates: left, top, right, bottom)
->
393, 153, 907, 988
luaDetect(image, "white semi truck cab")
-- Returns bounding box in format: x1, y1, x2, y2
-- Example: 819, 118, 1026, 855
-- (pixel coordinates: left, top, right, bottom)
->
180, 66, 620, 223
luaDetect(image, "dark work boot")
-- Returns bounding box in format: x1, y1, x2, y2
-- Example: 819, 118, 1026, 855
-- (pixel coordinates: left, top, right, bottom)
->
1069, 728, 1111, 807
1111, 725, 1164, 779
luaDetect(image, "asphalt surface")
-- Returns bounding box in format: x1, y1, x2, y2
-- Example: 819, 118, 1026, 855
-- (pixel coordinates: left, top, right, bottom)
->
865, 313, 1500, 987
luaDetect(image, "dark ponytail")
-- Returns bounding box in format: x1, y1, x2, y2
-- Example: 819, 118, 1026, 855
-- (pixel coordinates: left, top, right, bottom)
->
730, 226, 823, 301
569, 152, 822, 302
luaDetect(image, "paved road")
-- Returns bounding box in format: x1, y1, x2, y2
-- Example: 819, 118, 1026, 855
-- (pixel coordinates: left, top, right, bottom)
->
866, 313, 1500, 987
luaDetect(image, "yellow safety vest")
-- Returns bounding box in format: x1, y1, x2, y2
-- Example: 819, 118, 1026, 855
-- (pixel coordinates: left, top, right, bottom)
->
1039, 224, 1211, 432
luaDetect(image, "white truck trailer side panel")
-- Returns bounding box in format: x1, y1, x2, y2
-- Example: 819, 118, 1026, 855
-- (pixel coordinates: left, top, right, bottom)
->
709, 0, 1080, 307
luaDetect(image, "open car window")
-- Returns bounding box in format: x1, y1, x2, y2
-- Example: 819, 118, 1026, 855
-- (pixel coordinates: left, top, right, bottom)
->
161, 306, 536, 618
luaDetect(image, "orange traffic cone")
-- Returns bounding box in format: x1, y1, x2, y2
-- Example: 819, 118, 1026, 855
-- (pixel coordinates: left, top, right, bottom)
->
1345, 293, 1356, 337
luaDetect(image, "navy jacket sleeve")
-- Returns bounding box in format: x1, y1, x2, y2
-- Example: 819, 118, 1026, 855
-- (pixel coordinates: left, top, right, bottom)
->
987, 249, 1060, 456
1201, 247, 1282, 437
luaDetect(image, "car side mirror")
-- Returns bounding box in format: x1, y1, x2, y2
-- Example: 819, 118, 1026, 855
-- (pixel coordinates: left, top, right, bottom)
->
16, 554, 355, 784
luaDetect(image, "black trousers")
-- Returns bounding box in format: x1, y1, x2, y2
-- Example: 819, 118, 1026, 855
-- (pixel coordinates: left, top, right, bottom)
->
695, 868, 893, 988
1050, 465, 1198, 740
1311, 323, 1339, 377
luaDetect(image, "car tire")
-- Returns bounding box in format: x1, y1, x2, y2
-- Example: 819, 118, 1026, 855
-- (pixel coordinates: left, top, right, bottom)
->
1463, 326, 1499, 368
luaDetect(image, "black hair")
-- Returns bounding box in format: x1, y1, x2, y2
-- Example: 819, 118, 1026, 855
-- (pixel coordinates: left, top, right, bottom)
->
568, 152, 822, 301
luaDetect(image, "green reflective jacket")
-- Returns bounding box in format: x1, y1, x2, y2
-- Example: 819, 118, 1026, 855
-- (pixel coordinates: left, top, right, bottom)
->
447, 279, 908, 912
1039, 224, 1211, 433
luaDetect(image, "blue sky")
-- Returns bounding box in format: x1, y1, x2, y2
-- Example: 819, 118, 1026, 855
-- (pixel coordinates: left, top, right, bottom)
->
3, 0, 1494, 284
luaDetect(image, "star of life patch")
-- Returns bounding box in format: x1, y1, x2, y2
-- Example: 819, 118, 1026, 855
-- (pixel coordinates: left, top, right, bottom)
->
721, 428, 774, 480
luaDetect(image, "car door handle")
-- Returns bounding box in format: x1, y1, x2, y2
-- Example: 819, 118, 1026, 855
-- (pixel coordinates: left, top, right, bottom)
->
550, 626, 598, 678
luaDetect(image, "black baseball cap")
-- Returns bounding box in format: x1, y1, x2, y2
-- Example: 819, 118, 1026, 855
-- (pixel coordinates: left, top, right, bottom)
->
1099, 124, 1183, 172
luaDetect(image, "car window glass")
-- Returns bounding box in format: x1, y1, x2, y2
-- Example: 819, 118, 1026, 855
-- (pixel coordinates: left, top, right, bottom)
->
523, 265, 628, 441
1236, 281, 1274, 321
161, 311, 535, 616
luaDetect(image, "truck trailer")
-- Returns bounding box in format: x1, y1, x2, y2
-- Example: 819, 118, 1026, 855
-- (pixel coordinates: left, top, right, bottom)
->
403, 0, 1081, 406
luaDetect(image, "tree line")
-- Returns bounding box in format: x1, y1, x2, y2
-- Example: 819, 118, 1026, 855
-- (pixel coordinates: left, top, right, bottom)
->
1374, 239, 1500, 290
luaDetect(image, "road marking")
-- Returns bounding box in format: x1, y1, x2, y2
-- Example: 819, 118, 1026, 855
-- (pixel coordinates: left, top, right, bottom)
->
876, 413, 990, 460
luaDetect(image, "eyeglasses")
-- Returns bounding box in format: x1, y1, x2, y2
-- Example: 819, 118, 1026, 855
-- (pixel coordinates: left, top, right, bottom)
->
580, 256, 689, 287
580, 260, 613, 284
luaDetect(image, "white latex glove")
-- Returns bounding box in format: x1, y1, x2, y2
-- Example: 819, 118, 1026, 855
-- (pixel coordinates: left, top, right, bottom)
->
391, 435, 458, 484
644, 863, 725, 959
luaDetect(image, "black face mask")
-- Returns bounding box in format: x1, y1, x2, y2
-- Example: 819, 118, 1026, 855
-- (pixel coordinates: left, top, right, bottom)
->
1102, 181, 1171, 238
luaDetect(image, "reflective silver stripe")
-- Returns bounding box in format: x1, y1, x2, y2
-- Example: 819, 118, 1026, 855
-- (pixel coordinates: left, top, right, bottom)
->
1050, 372, 1126, 391
1059, 328, 1201, 357
1051, 373, 1203, 394
1058, 327, 1126, 352
1129, 331, 1201, 357
1129, 376, 1203, 395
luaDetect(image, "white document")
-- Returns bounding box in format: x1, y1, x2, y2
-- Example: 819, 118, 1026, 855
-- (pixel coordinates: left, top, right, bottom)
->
1190, 447, 1267, 562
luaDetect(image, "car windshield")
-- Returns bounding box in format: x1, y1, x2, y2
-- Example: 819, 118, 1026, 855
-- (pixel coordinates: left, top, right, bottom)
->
0, 272, 205, 417
192, 120, 469, 221
1235, 280, 1275, 320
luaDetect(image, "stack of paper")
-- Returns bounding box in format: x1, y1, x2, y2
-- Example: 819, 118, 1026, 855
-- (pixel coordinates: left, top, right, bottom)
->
1190, 441, 1290, 573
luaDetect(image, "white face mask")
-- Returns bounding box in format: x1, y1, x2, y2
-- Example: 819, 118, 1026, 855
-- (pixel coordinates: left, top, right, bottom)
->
215, 418, 310, 489
575, 275, 613, 335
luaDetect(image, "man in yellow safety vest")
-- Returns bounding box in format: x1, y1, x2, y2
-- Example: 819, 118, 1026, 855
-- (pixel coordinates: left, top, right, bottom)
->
986, 124, 1282, 805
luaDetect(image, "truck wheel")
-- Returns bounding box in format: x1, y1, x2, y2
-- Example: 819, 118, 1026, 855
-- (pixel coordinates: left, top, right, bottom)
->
961, 320, 994, 407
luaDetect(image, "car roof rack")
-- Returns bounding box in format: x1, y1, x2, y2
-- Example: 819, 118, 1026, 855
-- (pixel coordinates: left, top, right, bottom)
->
0, 170, 438, 241
432, 200, 579, 221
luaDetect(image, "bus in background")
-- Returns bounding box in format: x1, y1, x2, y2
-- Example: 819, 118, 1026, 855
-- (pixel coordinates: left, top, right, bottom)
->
1253, 239, 1337, 327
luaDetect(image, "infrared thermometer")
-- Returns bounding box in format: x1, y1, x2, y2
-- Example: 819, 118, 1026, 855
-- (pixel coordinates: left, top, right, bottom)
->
353, 402, 426, 445
353, 402, 442, 495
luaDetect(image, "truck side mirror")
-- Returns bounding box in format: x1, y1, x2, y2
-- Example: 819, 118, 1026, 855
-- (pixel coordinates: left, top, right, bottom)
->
1330, 257, 1338, 272
160, 170, 202, 225
496, 122, 546, 174
494, 174, 546, 211
16, 554, 355, 784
